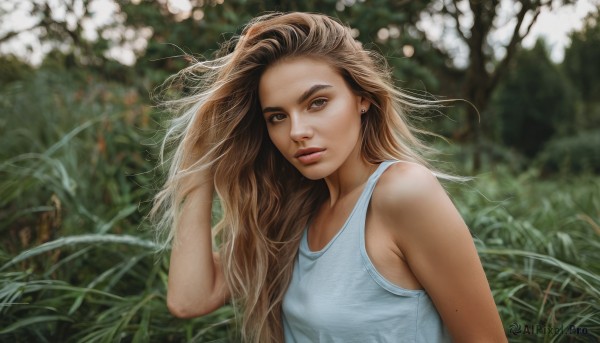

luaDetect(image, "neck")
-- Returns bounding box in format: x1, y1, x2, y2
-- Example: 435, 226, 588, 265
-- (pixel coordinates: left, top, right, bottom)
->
323, 150, 377, 208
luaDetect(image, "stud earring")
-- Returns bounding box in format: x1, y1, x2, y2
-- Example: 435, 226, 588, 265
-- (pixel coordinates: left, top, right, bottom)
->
360, 108, 366, 113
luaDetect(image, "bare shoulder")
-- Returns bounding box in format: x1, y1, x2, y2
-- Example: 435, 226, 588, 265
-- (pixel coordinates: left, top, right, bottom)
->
371, 162, 507, 341
370, 160, 460, 243
372, 161, 447, 219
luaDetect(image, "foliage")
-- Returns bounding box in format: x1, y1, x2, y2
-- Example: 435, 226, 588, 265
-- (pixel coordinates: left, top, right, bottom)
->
413, 0, 577, 171
563, 8, 600, 130
0, 0, 116, 68
0, 55, 33, 86
1, 0, 587, 168
120, 0, 440, 91
447, 166, 600, 342
536, 130, 600, 174
490, 40, 577, 157
0, 67, 233, 342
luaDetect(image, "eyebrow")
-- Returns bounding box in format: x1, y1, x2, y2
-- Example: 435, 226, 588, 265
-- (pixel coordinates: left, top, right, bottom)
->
262, 84, 332, 114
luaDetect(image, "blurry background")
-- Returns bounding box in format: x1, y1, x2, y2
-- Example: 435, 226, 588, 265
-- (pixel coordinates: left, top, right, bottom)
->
0, 0, 599, 342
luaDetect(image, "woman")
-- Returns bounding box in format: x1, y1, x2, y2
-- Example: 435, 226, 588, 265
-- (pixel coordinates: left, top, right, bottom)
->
154, 12, 507, 342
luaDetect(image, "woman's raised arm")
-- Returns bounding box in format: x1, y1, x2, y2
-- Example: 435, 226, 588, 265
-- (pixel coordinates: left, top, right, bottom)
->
166, 175, 230, 318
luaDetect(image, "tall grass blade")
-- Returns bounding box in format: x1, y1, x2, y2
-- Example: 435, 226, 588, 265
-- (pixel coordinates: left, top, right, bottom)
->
1, 234, 160, 271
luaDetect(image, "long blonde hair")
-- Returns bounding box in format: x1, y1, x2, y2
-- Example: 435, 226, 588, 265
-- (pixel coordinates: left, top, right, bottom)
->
153, 12, 447, 342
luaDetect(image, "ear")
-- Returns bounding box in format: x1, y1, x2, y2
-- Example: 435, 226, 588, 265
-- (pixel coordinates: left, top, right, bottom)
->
358, 96, 371, 115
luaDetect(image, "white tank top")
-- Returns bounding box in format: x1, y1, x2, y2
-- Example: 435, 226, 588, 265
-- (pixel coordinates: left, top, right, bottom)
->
282, 161, 452, 342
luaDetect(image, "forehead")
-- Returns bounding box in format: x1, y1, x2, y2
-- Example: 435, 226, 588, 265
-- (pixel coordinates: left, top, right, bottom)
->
258, 57, 347, 105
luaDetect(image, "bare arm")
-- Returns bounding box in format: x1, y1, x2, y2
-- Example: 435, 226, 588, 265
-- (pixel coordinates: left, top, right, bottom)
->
377, 163, 506, 342
167, 176, 230, 318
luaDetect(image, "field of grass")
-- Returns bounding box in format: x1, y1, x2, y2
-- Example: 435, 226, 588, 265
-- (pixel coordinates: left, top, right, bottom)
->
1, 71, 598, 342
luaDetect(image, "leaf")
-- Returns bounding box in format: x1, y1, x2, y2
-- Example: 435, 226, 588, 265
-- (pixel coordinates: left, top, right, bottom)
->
1, 234, 160, 271
0, 315, 73, 334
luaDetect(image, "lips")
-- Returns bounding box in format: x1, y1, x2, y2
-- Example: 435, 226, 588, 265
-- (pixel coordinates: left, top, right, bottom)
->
294, 147, 325, 158
294, 147, 326, 165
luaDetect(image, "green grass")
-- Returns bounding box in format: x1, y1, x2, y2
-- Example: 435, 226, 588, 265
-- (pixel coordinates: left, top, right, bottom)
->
449, 166, 600, 342
0, 70, 235, 342
1, 69, 598, 342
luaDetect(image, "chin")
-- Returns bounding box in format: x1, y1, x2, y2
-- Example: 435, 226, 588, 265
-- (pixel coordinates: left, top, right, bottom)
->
294, 163, 333, 181
300, 172, 325, 181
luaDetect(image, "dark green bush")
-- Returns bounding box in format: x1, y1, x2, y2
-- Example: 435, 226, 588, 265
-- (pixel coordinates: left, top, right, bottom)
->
536, 130, 600, 174
490, 40, 577, 158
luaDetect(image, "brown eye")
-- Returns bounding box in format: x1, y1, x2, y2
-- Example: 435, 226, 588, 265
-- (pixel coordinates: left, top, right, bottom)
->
269, 113, 287, 123
310, 98, 327, 109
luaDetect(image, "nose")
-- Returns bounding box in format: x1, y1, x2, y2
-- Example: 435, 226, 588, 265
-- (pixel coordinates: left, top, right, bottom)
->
289, 113, 313, 141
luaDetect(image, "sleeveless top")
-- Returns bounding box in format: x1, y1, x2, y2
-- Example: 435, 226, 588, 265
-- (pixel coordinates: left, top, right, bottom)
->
282, 161, 452, 343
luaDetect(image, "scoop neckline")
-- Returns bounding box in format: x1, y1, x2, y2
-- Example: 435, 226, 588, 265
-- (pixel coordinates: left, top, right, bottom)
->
301, 161, 390, 257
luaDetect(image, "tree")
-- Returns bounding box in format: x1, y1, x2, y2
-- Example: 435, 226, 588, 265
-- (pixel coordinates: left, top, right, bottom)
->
491, 39, 576, 157
0, 0, 100, 64
119, 0, 440, 89
414, 0, 577, 169
563, 8, 600, 130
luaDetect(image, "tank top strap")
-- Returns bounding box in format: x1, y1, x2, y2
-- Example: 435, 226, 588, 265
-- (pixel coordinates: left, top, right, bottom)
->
283, 159, 452, 342
357, 160, 399, 206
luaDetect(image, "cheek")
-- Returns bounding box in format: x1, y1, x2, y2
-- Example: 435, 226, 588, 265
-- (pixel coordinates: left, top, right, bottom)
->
267, 126, 286, 151
331, 105, 361, 133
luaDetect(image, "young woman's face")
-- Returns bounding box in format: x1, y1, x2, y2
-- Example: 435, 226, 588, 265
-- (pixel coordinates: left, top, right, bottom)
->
259, 57, 370, 180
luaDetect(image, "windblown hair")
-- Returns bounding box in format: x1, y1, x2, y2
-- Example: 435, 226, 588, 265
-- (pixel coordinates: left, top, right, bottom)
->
153, 12, 449, 342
